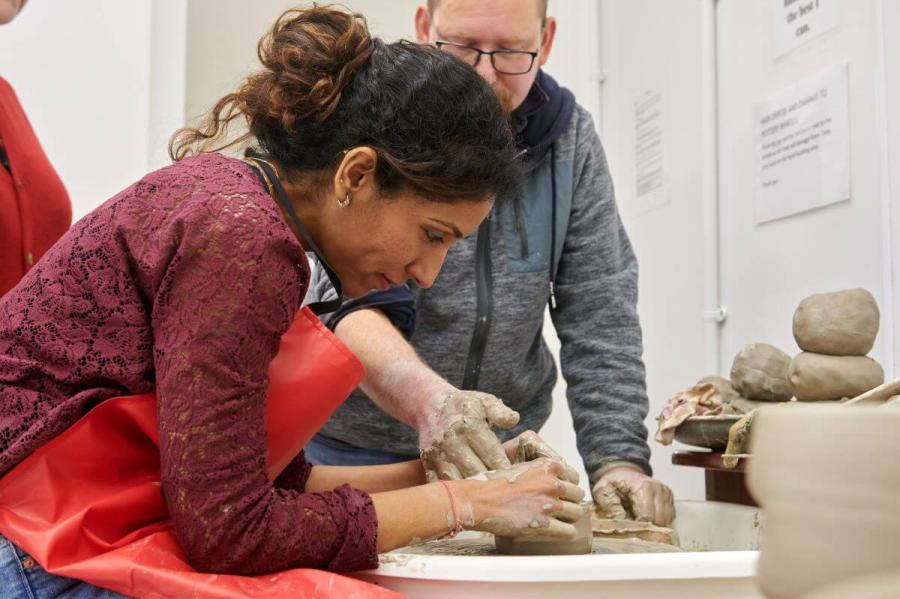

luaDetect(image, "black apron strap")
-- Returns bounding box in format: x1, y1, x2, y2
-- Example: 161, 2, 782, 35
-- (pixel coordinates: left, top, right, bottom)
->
243, 151, 345, 316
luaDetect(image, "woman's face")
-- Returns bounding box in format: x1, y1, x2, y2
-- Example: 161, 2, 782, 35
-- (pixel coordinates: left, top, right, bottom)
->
306, 148, 493, 298
288, 147, 493, 297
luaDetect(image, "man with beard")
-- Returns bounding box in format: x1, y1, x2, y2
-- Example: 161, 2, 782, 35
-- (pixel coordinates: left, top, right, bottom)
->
307, 0, 675, 526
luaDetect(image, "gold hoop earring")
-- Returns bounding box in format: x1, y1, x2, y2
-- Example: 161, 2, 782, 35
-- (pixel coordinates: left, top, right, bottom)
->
338, 193, 352, 208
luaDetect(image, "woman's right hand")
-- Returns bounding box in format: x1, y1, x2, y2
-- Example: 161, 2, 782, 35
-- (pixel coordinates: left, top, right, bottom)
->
454, 457, 586, 538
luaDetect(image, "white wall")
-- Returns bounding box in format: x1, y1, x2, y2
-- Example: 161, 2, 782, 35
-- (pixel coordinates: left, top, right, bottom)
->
716, 0, 895, 377
0, 1, 186, 220
882, 0, 900, 378
184, 1, 421, 125
148, 1, 188, 171
542, 0, 603, 126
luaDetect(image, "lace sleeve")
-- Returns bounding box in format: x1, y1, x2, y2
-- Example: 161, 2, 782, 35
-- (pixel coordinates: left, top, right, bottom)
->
273, 450, 313, 492
152, 189, 378, 575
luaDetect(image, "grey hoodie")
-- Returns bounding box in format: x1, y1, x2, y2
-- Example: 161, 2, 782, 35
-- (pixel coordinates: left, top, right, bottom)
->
309, 74, 651, 483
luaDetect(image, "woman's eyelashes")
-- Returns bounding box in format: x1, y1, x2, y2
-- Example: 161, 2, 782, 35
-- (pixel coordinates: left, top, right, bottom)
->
424, 228, 445, 243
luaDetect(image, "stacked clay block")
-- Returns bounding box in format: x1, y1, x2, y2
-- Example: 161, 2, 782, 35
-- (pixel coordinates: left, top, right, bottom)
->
789, 289, 884, 401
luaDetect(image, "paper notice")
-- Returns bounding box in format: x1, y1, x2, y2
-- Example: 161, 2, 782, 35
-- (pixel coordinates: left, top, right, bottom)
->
754, 62, 850, 224
773, 0, 840, 57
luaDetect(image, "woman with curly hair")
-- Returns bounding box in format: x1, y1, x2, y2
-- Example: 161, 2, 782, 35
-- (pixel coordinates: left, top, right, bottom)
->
0, 6, 583, 596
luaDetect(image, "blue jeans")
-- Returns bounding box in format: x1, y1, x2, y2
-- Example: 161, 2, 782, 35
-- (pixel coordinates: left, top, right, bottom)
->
305, 436, 418, 466
0, 535, 128, 598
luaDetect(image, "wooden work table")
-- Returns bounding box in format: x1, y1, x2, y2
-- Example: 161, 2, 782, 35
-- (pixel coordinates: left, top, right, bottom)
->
671, 450, 757, 507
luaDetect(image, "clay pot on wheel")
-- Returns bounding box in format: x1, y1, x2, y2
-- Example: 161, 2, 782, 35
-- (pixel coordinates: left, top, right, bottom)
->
747, 405, 900, 598
494, 503, 593, 555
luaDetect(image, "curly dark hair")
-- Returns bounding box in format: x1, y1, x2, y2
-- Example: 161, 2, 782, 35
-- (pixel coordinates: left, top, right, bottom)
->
169, 5, 521, 204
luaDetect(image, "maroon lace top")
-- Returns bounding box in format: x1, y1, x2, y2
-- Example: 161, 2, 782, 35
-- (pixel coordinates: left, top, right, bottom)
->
0, 153, 378, 574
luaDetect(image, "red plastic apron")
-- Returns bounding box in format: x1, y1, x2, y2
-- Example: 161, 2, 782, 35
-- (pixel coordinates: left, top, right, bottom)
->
0, 307, 401, 599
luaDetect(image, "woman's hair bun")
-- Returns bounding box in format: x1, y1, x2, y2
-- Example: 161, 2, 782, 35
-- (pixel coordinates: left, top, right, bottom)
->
254, 6, 375, 128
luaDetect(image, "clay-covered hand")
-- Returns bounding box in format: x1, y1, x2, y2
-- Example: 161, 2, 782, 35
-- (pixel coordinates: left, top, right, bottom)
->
461, 458, 586, 538
591, 466, 675, 526
502, 430, 580, 485
419, 390, 520, 482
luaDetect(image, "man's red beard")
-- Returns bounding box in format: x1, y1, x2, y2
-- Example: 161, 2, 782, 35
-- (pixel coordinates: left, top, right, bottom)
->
493, 84, 517, 113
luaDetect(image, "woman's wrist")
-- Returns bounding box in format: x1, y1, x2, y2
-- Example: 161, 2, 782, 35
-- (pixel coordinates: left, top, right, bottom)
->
436, 479, 463, 537
442, 479, 482, 529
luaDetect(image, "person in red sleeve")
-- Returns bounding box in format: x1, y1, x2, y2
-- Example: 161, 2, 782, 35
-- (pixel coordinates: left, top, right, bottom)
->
0, 0, 72, 298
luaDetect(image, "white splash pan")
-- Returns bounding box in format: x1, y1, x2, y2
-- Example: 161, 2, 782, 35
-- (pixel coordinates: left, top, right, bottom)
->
354, 500, 763, 599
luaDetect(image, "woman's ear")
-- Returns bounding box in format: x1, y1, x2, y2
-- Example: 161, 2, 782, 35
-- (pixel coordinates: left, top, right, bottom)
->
334, 147, 379, 199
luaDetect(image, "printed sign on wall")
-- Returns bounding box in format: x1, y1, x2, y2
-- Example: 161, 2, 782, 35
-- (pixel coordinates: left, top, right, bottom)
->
754, 62, 850, 224
773, 0, 840, 57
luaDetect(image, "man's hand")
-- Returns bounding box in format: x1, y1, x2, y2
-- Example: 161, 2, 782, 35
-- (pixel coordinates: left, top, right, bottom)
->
591, 466, 675, 526
419, 390, 520, 481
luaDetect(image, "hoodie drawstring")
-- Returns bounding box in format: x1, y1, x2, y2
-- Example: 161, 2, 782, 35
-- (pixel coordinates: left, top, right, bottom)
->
549, 145, 558, 310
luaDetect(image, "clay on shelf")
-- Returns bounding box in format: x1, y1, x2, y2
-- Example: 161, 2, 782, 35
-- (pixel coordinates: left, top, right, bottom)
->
730, 343, 793, 402
788, 353, 884, 402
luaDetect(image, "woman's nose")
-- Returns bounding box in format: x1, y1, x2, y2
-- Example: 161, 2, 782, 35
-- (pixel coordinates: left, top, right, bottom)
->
407, 246, 449, 288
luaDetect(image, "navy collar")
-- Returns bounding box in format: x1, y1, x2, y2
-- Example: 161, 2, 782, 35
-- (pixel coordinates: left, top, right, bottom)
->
511, 70, 575, 170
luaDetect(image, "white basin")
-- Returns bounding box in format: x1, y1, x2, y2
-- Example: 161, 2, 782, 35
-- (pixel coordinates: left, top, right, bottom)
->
354, 500, 764, 598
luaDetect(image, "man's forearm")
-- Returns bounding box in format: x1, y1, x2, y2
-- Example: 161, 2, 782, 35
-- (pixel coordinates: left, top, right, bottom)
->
333, 308, 454, 430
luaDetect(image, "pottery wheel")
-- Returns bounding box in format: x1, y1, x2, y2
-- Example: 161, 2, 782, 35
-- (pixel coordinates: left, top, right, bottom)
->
385, 536, 682, 558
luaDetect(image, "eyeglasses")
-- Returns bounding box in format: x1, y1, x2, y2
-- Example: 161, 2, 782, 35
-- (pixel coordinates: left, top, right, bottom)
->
434, 40, 538, 75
